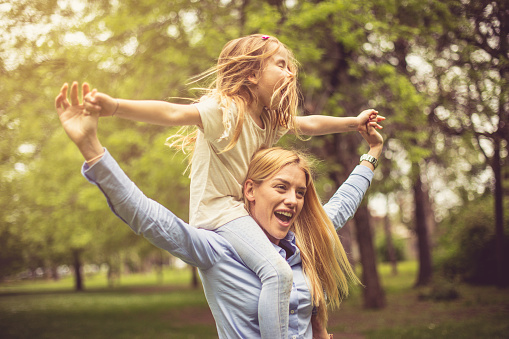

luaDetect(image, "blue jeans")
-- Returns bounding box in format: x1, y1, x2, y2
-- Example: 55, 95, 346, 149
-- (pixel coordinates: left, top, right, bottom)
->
215, 216, 293, 339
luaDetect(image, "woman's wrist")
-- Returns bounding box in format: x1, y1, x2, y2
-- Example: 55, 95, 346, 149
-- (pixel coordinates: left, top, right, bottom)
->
367, 144, 383, 159
77, 137, 104, 165
359, 145, 383, 171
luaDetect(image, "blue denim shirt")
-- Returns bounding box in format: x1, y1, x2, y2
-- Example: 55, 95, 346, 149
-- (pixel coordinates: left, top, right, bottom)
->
82, 149, 373, 339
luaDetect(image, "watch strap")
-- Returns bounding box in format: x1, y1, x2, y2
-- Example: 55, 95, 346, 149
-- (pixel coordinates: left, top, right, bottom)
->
360, 154, 378, 169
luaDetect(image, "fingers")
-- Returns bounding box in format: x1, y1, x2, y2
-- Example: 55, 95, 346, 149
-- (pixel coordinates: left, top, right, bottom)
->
56, 83, 70, 111
70, 81, 79, 106
367, 113, 385, 129
368, 121, 384, 129
55, 93, 63, 111
82, 82, 90, 101
84, 89, 102, 112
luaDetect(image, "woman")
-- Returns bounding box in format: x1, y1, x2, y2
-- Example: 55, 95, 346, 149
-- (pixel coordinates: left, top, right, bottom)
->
55, 84, 383, 338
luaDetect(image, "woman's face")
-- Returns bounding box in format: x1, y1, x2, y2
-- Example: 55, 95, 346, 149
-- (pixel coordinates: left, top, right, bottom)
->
244, 163, 307, 245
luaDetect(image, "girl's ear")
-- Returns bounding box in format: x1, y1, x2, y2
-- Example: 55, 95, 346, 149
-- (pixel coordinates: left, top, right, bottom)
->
248, 73, 259, 85
244, 179, 256, 202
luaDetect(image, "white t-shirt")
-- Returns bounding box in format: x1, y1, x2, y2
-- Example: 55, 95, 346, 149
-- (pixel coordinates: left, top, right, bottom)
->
189, 96, 288, 230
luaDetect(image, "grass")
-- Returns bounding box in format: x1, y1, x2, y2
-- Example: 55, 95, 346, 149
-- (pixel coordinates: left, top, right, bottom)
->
1, 262, 508, 338
0, 267, 192, 293
328, 261, 509, 338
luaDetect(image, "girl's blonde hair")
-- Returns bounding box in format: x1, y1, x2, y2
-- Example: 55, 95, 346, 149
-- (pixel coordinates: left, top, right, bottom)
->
243, 147, 361, 326
168, 34, 300, 154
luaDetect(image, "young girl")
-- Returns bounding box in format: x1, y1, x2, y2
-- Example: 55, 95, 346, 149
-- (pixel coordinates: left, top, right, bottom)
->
83, 34, 384, 338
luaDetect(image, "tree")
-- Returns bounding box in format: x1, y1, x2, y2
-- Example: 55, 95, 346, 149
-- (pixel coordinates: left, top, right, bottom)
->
0, 0, 199, 286
426, 0, 508, 287
269, 0, 388, 308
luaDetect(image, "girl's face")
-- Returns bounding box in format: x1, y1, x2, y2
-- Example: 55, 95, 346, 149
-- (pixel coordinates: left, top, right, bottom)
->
244, 163, 307, 245
250, 45, 294, 110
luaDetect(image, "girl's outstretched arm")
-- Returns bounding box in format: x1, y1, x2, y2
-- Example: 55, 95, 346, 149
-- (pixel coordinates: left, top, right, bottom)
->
82, 83, 202, 127
292, 110, 384, 136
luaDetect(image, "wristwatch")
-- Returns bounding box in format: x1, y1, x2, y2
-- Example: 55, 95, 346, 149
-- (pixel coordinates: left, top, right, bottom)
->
360, 154, 378, 169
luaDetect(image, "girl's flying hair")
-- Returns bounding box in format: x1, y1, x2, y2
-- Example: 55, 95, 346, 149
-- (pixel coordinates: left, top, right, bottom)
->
168, 34, 300, 155
244, 147, 361, 326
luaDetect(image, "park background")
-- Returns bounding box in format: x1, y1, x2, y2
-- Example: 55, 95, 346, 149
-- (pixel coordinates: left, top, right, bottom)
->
0, 0, 508, 338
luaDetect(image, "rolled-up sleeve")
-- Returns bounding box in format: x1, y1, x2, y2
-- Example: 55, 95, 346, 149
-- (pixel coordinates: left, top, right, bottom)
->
82, 149, 221, 269
323, 165, 374, 230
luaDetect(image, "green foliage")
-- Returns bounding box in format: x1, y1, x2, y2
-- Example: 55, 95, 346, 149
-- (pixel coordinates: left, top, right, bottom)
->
375, 234, 406, 263
1, 0, 507, 294
418, 278, 459, 302
436, 195, 509, 285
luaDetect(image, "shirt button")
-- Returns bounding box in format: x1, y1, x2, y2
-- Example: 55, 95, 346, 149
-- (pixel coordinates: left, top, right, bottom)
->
290, 310, 295, 314
292, 336, 297, 339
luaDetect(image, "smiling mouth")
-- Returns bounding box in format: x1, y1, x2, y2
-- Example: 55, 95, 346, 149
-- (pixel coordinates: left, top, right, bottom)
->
275, 211, 293, 223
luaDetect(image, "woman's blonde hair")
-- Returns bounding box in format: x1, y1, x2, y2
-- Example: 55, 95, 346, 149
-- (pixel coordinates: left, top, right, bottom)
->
168, 34, 300, 154
244, 147, 361, 325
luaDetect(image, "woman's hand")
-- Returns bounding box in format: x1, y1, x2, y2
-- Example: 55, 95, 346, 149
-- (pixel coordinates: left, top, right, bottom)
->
359, 120, 384, 169
55, 82, 103, 162
311, 314, 332, 339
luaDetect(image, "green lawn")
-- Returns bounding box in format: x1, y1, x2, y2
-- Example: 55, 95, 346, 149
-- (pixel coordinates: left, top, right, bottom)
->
1, 262, 508, 338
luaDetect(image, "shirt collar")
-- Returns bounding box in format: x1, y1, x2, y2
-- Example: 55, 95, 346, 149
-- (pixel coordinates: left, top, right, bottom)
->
273, 231, 301, 264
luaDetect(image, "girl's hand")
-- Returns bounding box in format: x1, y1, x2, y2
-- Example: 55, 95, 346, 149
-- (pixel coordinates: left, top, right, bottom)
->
84, 89, 118, 117
357, 109, 385, 133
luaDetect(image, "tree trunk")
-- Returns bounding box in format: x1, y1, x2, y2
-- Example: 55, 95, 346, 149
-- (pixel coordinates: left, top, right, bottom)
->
157, 251, 164, 284
72, 249, 84, 292
338, 220, 355, 269
51, 265, 59, 281
354, 204, 386, 309
413, 172, 433, 287
493, 136, 508, 288
191, 266, 199, 289
384, 200, 398, 276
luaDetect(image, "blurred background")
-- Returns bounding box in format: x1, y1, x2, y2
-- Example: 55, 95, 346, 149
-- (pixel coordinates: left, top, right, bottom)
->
0, 0, 507, 338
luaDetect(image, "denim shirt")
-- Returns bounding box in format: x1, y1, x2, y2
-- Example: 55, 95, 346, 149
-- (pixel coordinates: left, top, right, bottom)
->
82, 149, 373, 339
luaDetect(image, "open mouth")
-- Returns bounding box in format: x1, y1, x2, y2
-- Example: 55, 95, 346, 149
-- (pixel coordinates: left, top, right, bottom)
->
275, 211, 293, 223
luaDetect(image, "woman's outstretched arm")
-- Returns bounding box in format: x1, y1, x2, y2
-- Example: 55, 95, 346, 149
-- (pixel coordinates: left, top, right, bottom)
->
323, 126, 384, 229
55, 82, 221, 269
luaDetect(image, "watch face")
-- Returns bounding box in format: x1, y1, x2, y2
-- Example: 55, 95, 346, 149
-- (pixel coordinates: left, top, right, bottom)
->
360, 154, 378, 168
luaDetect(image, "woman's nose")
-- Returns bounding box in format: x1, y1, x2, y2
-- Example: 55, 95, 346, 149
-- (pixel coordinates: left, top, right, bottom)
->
284, 191, 297, 206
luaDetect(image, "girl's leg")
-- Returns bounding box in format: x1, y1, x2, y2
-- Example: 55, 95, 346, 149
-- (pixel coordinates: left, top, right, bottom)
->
216, 216, 292, 339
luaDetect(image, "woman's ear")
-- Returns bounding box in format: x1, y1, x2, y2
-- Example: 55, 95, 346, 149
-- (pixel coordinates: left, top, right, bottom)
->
244, 179, 256, 202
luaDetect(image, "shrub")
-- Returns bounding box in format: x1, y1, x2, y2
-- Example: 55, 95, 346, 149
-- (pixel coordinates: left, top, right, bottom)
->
435, 195, 509, 285
375, 232, 407, 263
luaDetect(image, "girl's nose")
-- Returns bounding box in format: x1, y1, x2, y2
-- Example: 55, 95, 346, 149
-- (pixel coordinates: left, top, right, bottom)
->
285, 68, 294, 77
